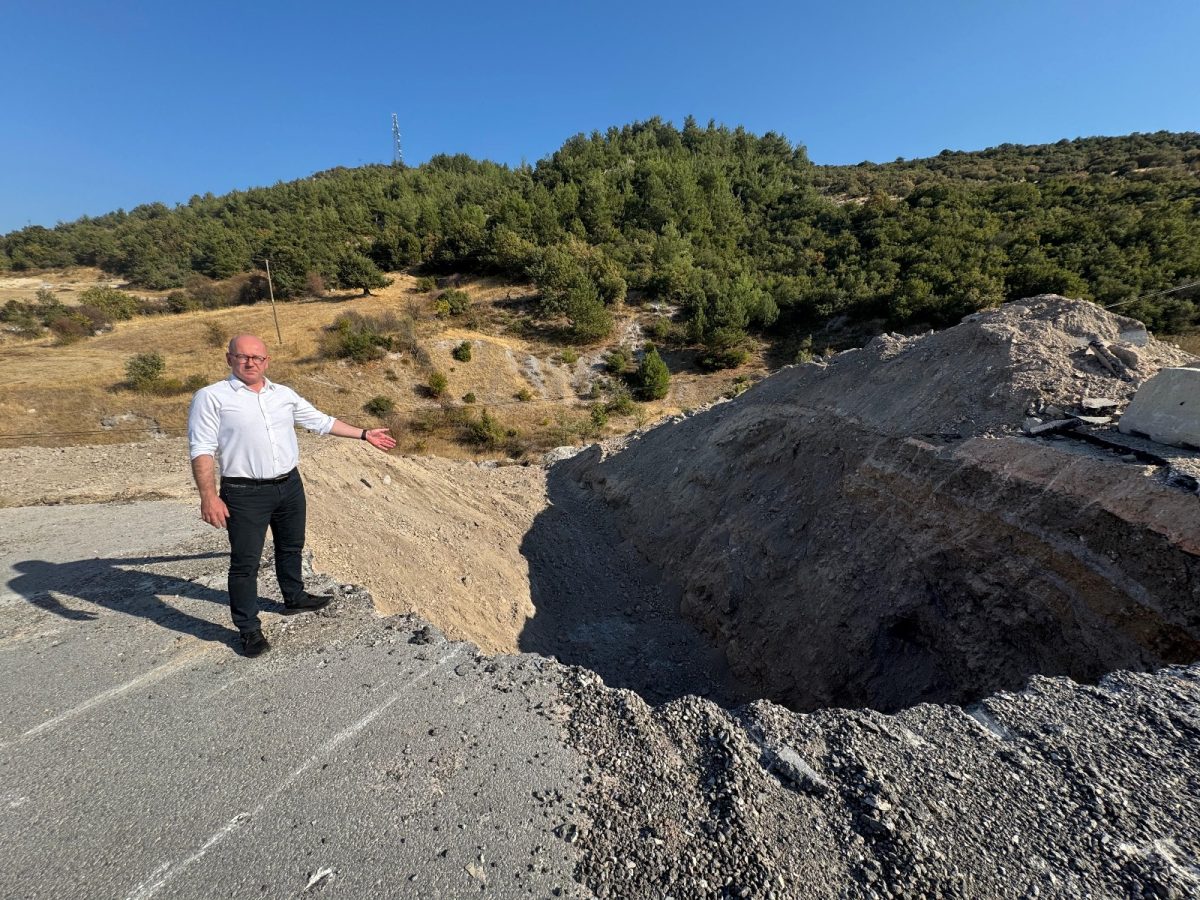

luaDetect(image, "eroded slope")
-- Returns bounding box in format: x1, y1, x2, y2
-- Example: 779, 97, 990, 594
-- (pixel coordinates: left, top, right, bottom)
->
567, 296, 1200, 711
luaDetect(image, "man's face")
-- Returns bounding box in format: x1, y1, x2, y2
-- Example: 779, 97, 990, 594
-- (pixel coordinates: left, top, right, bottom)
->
227, 338, 269, 386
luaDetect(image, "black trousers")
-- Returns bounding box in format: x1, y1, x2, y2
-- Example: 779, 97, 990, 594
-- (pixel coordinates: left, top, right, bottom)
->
219, 469, 306, 634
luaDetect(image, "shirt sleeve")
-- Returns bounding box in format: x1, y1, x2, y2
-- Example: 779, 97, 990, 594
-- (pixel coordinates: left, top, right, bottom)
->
188, 388, 221, 459
289, 389, 335, 435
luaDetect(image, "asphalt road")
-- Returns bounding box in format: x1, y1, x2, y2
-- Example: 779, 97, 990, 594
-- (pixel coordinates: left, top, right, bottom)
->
0, 501, 589, 899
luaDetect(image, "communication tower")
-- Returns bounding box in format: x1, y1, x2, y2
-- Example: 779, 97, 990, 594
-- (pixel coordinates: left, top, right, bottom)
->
391, 113, 404, 166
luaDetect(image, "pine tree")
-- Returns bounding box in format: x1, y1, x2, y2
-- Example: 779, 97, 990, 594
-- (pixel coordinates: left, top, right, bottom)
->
637, 345, 670, 400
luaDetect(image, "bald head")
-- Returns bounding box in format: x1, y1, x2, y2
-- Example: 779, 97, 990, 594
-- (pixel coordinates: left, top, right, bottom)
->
226, 334, 270, 388
228, 334, 268, 356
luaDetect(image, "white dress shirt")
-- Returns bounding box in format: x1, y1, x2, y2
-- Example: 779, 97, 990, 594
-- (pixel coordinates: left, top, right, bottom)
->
188, 375, 334, 479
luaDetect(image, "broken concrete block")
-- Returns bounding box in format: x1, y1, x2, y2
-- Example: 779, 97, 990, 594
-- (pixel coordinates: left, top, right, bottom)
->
1073, 415, 1112, 426
1081, 397, 1119, 412
1118, 325, 1150, 346
1109, 345, 1141, 370
1119, 368, 1200, 449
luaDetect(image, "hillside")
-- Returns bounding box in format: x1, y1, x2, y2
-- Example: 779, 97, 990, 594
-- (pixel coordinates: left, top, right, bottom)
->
3, 122, 1199, 356
0, 268, 757, 452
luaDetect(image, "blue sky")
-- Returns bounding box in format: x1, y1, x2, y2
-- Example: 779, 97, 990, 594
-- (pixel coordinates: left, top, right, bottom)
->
2, 0, 1197, 234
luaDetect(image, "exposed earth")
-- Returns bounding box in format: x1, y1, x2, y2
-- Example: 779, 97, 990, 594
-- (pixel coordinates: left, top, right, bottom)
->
3, 296, 1200, 898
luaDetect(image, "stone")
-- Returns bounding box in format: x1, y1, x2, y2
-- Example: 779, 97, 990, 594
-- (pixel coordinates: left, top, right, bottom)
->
1108, 345, 1140, 370
543, 446, 586, 466
1119, 368, 1200, 449
1081, 397, 1119, 412
1026, 419, 1081, 436
763, 745, 829, 796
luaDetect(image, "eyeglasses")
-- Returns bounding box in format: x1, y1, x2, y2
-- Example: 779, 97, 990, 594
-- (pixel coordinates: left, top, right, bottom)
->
230, 354, 267, 364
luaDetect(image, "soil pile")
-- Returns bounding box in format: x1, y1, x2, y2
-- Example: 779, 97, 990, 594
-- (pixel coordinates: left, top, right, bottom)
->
566, 296, 1200, 712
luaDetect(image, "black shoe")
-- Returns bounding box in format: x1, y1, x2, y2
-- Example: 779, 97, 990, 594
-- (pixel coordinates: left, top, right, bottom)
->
284, 592, 332, 613
241, 630, 270, 657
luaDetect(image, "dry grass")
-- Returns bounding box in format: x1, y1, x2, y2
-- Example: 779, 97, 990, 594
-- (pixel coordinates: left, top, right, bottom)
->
0, 266, 174, 306
1164, 331, 1200, 358
0, 268, 764, 456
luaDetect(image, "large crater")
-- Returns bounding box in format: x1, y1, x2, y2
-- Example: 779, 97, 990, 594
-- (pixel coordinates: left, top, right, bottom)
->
518, 296, 1200, 712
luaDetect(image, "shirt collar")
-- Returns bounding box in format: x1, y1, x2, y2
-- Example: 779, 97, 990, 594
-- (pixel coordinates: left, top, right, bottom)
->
227, 374, 274, 393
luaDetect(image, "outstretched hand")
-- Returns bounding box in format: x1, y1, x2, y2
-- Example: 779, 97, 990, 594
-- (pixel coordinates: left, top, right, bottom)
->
365, 428, 397, 451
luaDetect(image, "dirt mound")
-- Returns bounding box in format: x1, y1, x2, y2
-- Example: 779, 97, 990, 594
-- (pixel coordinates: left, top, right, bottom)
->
300, 442, 546, 653
565, 297, 1200, 712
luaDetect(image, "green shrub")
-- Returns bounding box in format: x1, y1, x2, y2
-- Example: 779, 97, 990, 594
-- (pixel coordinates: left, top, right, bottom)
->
414, 276, 437, 293
605, 383, 636, 416
183, 374, 209, 392
648, 317, 672, 343
464, 409, 506, 448
435, 288, 470, 318
462, 392, 477, 404
452, 341, 473, 362
364, 395, 396, 417
126, 352, 166, 391
165, 290, 194, 313
79, 286, 138, 321
428, 370, 449, 397
1, 298, 47, 335
516, 387, 533, 402
318, 311, 405, 363
460, 409, 522, 455
637, 346, 671, 400
699, 346, 750, 371
557, 347, 579, 365
604, 347, 632, 374
589, 402, 609, 430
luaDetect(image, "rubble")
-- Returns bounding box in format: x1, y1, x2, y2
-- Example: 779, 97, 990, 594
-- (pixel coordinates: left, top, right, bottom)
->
1119, 366, 1200, 450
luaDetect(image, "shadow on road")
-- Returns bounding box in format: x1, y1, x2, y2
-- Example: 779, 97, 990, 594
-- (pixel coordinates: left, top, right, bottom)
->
6, 552, 266, 644
518, 449, 753, 708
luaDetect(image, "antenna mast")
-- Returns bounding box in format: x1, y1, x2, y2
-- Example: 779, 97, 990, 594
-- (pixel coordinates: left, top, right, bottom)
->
391, 113, 404, 166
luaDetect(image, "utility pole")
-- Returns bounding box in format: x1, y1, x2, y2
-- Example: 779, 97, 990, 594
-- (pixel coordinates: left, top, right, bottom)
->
264, 258, 283, 345
391, 113, 404, 167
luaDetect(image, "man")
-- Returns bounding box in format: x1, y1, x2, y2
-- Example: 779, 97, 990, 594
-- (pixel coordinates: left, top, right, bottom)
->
188, 334, 396, 657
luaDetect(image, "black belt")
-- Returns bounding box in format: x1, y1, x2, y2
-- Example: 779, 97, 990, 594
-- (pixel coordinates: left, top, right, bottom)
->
222, 468, 296, 486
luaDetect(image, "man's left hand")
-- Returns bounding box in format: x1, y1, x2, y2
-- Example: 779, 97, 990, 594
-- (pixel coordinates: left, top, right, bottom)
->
365, 428, 397, 451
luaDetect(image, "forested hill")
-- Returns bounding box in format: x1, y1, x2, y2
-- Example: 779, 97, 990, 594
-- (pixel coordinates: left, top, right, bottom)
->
4, 120, 1199, 351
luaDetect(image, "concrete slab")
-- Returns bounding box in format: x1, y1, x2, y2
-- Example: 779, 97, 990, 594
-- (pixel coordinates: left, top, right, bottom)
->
1119, 366, 1200, 449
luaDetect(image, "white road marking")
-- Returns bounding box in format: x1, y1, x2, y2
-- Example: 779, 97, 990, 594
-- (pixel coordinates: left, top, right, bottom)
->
0, 649, 208, 751
125, 646, 464, 900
